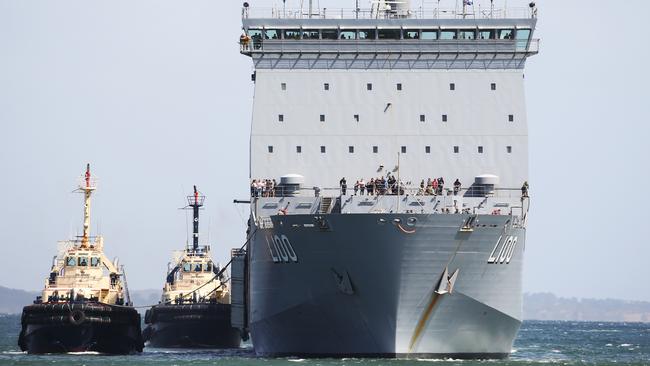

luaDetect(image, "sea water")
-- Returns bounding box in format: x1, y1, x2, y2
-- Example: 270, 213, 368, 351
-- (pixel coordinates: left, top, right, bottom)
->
1, 314, 648, 365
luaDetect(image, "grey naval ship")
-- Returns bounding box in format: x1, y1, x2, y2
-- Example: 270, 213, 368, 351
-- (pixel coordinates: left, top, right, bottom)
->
234, 0, 538, 358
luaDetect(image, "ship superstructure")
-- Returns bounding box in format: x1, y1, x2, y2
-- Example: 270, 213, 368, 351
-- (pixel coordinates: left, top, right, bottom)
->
143, 186, 241, 348
236, 0, 538, 358
18, 165, 143, 354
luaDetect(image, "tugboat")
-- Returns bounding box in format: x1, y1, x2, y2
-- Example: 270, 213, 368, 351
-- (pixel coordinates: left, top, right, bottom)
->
18, 164, 143, 354
142, 186, 241, 348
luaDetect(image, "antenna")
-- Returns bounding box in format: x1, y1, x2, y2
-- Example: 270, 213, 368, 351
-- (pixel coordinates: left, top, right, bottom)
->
74, 163, 97, 248
183, 185, 206, 252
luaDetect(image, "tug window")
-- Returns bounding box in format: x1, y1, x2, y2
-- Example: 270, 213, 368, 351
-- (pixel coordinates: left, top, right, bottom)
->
358, 29, 375, 40
90, 257, 100, 267
339, 30, 356, 39
440, 30, 457, 40
264, 29, 280, 40
378, 29, 401, 40
66, 257, 76, 266
321, 30, 338, 40
421, 30, 438, 40
78, 257, 88, 266
205, 263, 212, 272
183, 263, 191, 272
194, 263, 202, 272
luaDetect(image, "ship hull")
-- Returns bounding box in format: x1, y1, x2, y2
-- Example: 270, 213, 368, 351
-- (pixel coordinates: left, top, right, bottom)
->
248, 213, 525, 358
143, 303, 241, 348
18, 302, 143, 354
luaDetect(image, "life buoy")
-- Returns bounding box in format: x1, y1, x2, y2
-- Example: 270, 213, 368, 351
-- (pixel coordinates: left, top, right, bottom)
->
69, 310, 86, 325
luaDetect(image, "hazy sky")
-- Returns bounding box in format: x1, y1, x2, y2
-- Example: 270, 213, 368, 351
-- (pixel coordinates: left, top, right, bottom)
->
1, 0, 649, 302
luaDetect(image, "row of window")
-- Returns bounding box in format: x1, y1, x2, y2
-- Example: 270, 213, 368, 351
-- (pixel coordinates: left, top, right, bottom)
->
267, 145, 514, 154
277, 114, 515, 123
280, 82, 499, 91
247, 28, 531, 41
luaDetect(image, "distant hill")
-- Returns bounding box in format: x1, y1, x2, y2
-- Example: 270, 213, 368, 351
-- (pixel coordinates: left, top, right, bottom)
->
0, 286, 38, 314
523, 292, 650, 322
2, 286, 649, 322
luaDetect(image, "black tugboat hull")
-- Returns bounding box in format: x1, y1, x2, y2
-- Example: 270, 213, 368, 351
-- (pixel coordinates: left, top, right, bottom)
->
144, 303, 241, 348
19, 302, 143, 354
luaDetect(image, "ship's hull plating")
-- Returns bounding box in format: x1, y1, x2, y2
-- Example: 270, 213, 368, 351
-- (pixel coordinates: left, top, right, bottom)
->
143, 303, 241, 348
248, 213, 525, 358
19, 302, 143, 354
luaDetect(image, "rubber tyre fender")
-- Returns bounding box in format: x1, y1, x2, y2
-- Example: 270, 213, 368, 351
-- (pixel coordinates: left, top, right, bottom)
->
69, 310, 86, 326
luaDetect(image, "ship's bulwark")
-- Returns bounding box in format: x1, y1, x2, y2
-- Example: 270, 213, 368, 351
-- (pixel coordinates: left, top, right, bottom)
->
248, 213, 524, 358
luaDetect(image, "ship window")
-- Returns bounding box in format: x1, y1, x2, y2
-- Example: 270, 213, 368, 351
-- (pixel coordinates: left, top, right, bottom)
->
320, 114, 325, 122
324, 83, 329, 90
373, 146, 378, 153
264, 29, 280, 40
478, 146, 484, 153
499, 29, 514, 40
378, 29, 401, 40
442, 114, 448, 122
296, 146, 302, 153
284, 29, 301, 39
454, 146, 459, 153
450, 83, 455, 90
205, 263, 212, 272
339, 30, 356, 39
425, 146, 431, 153
440, 30, 457, 40
404, 30, 419, 39
516, 29, 531, 40
320, 146, 326, 153
421, 30, 438, 40
183, 263, 191, 272
479, 30, 496, 40
420, 114, 426, 122
353, 114, 359, 122
278, 114, 284, 122
247, 29, 263, 39
281, 82, 286, 90
321, 29, 338, 40
507, 146, 512, 153
90, 257, 100, 267
296, 202, 312, 209
302, 30, 319, 39
194, 263, 202, 272
78, 257, 88, 266
358, 29, 375, 39
509, 114, 514, 122
459, 30, 475, 40
367, 83, 372, 90
491, 83, 496, 90
401, 146, 407, 153
66, 257, 76, 266
349, 146, 354, 153
396, 83, 402, 91
268, 146, 274, 153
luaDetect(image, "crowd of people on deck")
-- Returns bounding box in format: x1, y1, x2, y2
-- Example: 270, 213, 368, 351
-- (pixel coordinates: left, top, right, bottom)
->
339, 175, 464, 197
250, 178, 277, 197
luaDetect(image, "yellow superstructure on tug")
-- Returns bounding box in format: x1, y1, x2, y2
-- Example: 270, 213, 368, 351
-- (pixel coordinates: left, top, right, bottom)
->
18, 165, 143, 354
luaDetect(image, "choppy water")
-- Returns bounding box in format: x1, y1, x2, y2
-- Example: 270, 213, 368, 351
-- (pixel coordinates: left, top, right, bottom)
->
1, 314, 648, 366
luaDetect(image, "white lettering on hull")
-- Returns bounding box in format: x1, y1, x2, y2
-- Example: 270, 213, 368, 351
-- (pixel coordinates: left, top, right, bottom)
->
266, 234, 299, 263
487, 235, 518, 264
